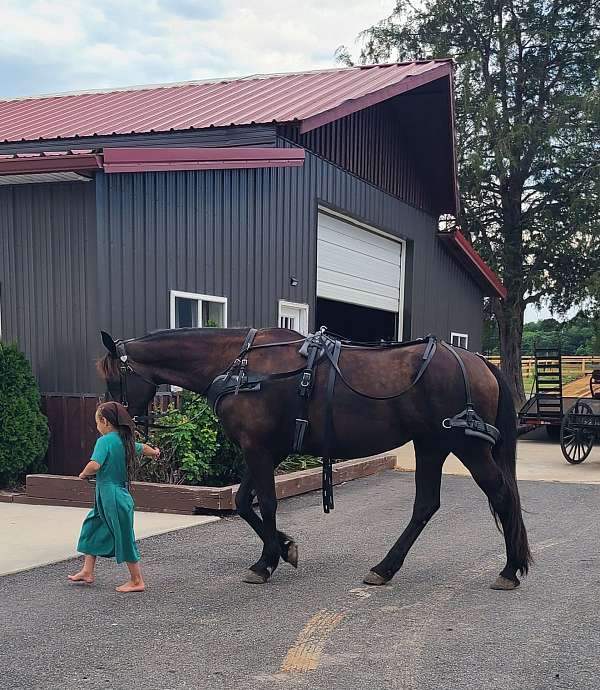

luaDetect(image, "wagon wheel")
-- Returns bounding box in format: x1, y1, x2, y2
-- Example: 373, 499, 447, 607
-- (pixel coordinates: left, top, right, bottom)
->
560, 400, 595, 464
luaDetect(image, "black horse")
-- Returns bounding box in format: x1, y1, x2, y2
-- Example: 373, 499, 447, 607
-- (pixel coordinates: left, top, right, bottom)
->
98, 327, 531, 590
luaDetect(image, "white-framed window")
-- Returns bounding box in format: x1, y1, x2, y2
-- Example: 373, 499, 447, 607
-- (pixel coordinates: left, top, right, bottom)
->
170, 291, 227, 329
451, 332, 469, 349
278, 300, 309, 335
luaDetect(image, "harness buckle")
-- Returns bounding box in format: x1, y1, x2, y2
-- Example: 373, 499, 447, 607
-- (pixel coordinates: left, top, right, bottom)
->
300, 371, 312, 388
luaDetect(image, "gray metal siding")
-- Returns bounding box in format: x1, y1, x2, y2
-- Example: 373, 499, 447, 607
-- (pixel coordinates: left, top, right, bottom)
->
281, 101, 436, 214
96, 143, 482, 362
0, 181, 98, 392
95, 165, 315, 341
0, 125, 277, 155
1, 134, 482, 394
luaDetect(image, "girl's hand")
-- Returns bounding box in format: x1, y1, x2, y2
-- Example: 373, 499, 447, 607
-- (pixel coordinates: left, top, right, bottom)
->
78, 473, 87, 480
152, 447, 161, 459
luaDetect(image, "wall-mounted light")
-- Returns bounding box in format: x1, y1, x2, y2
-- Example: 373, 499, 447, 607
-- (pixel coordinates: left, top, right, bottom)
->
290, 276, 299, 287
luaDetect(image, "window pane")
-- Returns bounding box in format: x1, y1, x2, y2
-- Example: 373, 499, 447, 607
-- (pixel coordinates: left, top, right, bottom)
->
202, 301, 224, 327
175, 297, 198, 328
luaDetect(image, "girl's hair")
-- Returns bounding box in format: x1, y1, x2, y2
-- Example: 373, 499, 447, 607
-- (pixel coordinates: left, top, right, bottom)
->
96, 402, 137, 486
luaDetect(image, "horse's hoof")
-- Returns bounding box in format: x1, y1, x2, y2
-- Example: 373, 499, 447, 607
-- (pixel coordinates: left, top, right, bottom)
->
242, 569, 269, 585
490, 575, 520, 591
284, 541, 298, 569
363, 570, 390, 586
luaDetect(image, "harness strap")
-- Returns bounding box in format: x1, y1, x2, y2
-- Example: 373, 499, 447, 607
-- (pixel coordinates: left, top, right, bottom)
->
293, 335, 325, 455
441, 341, 472, 404
440, 342, 501, 445
321, 338, 341, 513
324, 334, 437, 401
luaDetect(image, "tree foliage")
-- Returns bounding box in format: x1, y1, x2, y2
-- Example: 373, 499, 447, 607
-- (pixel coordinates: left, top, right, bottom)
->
339, 0, 600, 402
483, 310, 600, 355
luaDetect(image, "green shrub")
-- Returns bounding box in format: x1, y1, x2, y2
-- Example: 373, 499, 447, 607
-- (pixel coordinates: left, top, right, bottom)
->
0, 342, 49, 488
143, 392, 245, 486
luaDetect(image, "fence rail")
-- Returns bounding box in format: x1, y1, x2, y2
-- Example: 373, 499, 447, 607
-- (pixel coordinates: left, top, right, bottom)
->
486, 356, 600, 377
41, 392, 179, 476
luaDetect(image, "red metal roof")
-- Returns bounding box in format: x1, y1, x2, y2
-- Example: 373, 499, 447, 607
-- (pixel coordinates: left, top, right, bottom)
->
0, 61, 452, 143
437, 230, 507, 299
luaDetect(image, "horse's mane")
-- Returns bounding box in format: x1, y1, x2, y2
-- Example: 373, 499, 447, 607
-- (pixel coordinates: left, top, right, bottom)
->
96, 328, 253, 379
96, 353, 119, 379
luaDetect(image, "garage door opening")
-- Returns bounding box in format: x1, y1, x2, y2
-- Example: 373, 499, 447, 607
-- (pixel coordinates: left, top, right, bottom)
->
316, 297, 398, 342
317, 210, 404, 342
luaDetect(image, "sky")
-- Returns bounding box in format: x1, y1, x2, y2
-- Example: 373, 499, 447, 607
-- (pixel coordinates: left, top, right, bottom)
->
0, 0, 392, 99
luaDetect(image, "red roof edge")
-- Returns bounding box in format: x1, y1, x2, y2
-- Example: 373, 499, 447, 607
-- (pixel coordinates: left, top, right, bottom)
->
299, 62, 452, 134
437, 229, 507, 299
102, 147, 305, 173
0, 147, 305, 177
0, 152, 102, 175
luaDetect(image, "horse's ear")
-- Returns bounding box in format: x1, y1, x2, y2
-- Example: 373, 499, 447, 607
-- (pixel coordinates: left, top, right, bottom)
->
101, 331, 118, 356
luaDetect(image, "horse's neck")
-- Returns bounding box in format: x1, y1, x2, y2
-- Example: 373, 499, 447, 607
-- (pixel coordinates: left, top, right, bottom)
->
129, 330, 244, 392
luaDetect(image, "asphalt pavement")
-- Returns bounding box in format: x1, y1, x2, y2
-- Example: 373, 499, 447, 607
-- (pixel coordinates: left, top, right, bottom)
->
1, 470, 599, 690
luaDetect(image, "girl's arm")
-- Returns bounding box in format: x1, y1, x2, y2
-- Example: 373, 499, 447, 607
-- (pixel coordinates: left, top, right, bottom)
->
79, 461, 101, 480
139, 444, 160, 458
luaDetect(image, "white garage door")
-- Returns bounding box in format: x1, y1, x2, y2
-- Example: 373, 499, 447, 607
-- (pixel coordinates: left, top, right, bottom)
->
317, 212, 403, 313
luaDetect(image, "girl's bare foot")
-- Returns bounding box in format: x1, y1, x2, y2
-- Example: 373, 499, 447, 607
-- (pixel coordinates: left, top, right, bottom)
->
115, 580, 145, 593
68, 571, 94, 585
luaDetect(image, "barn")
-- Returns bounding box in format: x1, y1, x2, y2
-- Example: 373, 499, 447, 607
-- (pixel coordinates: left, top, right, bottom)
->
0, 60, 505, 398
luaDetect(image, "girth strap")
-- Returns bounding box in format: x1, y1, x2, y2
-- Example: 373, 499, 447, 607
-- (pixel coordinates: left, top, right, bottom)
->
441, 342, 500, 445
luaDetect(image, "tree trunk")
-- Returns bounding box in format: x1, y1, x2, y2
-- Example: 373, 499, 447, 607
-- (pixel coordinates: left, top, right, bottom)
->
494, 298, 526, 406
495, 178, 526, 407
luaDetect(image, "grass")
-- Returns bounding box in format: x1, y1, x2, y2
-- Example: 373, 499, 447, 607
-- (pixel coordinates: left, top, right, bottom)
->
522, 371, 582, 395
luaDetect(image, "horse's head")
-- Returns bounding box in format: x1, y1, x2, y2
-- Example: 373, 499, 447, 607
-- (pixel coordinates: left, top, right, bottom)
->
97, 331, 158, 419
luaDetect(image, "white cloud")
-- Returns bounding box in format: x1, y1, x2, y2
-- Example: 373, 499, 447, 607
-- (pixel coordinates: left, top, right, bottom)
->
0, 0, 391, 98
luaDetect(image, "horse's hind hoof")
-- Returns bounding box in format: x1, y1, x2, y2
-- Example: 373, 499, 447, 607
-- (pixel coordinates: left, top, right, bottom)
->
284, 541, 298, 569
363, 570, 390, 586
490, 575, 520, 591
242, 569, 269, 585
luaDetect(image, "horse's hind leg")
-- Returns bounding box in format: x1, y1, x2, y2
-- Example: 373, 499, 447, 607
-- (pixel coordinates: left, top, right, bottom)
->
235, 469, 298, 568
364, 439, 447, 585
455, 444, 530, 590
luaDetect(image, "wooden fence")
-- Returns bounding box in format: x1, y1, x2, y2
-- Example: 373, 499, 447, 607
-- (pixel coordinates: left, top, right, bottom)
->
41, 392, 179, 476
487, 356, 600, 378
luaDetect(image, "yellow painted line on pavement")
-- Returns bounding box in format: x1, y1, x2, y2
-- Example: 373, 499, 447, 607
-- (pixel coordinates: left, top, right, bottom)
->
281, 609, 346, 672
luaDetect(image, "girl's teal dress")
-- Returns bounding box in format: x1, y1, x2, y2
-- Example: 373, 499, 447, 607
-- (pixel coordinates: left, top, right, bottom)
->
77, 432, 142, 564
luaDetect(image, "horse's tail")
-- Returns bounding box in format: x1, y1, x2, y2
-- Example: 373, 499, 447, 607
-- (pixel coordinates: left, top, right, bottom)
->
482, 358, 532, 576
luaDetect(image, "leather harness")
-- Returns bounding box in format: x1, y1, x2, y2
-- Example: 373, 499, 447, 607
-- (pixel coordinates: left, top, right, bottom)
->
110, 328, 500, 513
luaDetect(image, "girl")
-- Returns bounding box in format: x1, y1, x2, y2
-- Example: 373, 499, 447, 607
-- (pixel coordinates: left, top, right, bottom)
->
68, 401, 160, 593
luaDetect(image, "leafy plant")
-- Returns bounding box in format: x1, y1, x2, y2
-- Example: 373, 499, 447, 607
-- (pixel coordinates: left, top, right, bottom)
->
277, 455, 321, 474
0, 342, 49, 488
141, 392, 244, 486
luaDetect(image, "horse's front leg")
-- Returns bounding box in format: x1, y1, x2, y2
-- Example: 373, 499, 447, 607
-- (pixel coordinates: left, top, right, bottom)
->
235, 469, 299, 569
241, 449, 283, 584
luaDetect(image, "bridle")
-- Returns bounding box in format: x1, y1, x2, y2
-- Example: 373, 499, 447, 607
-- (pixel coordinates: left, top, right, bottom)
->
104, 339, 164, 437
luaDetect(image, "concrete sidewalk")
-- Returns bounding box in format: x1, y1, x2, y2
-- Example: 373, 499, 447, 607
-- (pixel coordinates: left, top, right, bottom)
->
395, 427, 600, 483
0, 503, 218, 576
